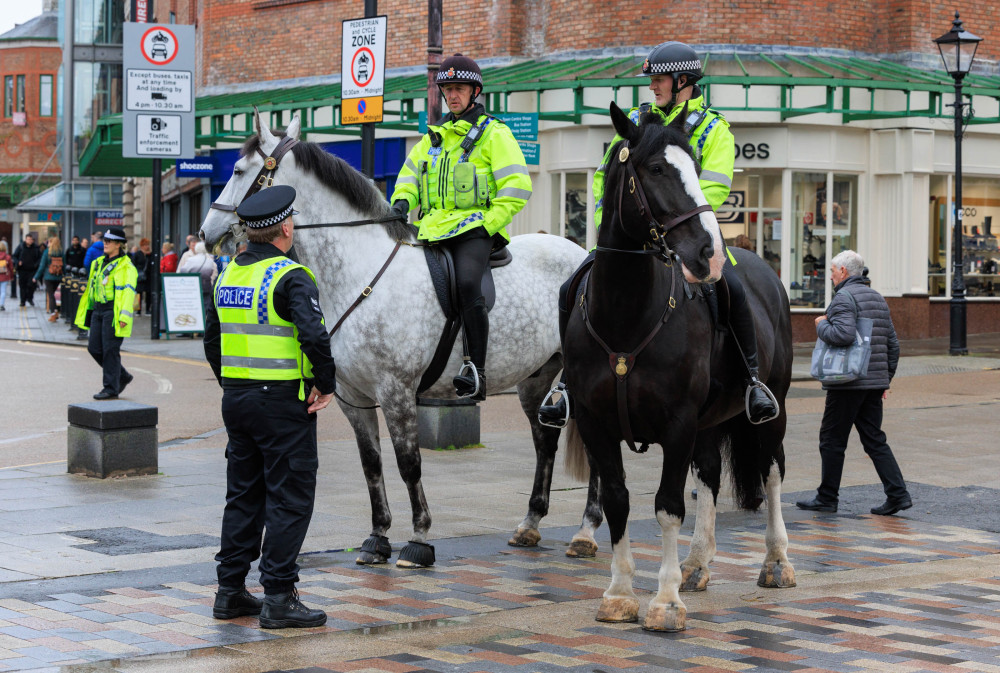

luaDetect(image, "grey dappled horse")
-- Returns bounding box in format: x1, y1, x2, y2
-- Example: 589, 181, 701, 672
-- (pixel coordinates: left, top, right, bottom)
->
200, 110, 597, 567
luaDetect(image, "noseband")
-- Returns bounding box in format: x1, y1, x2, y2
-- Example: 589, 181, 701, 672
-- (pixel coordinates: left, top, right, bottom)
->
610, 141, 714, 256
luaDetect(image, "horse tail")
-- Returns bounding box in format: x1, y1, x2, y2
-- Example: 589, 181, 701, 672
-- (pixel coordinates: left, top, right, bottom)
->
721, 418, 764, 510
562, 420, 590, 482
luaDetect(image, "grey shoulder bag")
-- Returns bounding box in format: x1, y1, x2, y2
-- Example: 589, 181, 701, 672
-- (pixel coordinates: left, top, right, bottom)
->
810, 290, 874, 383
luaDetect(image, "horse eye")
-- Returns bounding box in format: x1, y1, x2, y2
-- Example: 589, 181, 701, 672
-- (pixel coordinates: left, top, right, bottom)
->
650, 165, 664, 176
233, 167, 243, 176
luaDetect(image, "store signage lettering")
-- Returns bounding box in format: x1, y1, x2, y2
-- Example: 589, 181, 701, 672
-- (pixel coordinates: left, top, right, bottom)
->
734, 142, 770, 160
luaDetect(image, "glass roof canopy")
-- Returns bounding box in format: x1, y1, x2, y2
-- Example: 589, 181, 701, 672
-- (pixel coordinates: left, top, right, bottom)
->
80, 52, 1000, 175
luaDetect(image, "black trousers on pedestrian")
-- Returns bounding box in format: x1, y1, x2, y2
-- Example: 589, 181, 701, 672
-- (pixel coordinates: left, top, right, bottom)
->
216, 385, 318, 594
88, 302, 131, 394
16, 271, 35, 305
817, 388, 908, 504
45, 279, 60, 313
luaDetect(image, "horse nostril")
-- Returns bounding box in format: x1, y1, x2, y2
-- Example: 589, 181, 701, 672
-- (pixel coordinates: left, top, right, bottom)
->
701, 244, 714, 260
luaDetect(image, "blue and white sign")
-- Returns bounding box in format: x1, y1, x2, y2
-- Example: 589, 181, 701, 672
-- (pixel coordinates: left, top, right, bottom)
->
518, 141, 539, 166
176, 157, 214, 178
499, 113, 538, 141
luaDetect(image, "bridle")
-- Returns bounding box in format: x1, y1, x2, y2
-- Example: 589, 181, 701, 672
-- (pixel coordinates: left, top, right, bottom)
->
580, 139, 712, 454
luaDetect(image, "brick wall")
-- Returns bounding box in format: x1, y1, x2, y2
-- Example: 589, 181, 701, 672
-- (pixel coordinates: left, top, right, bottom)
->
192, 0, 998, 91
0, 44, 62, 175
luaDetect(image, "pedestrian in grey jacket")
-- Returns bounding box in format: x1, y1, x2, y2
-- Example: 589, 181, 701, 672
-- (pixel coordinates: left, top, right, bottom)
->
797, 250, 912, 516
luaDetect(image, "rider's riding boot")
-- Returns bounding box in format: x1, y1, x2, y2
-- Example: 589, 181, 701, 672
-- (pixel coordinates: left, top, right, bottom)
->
454, 299, 488, 401
729, 298, 778, 424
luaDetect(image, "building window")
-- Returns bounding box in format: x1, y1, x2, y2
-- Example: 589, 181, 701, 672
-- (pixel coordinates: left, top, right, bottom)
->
789, 172, 858, 308
930, 175, 1000, 298
550, 172, 591, 249
39, 75, 53, 116
717, 172, 782, 275
15, 75, 25, 113
3, 76, 12, 117
75, 0, 125, 45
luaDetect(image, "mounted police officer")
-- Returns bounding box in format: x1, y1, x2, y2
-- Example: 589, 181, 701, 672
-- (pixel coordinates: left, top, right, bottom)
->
390, 53, 532, 401
74, 226, 137, 400
539, 41, 779, 427
204, 185, 335, 629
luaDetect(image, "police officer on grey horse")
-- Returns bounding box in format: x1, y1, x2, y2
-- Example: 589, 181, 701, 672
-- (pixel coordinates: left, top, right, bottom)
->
204, 185, 336, 629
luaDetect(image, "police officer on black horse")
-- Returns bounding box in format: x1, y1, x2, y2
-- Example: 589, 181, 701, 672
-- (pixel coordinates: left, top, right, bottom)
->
204, 185, 336, 629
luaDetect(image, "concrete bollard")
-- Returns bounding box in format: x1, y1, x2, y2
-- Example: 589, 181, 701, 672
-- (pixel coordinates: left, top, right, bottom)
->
67, 401, 158, 478
416, 397, 480, 450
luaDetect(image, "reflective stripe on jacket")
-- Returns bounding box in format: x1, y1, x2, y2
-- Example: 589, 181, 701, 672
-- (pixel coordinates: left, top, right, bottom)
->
74, 254, 138, 337
391, 114, 531, 242
214, 258, 317, 389
593, 95, 735, 227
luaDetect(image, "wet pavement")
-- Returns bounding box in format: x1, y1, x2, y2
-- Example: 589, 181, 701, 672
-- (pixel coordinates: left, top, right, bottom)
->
2, 289, 1000, 672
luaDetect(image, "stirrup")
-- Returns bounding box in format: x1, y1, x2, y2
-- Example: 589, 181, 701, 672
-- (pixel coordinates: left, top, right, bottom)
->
538, 383, 571, 429
455, 360, 482, 399
746, 379, 780, 425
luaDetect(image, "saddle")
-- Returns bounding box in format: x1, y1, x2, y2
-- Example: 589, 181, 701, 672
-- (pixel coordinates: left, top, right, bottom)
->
417, 244, 513, 394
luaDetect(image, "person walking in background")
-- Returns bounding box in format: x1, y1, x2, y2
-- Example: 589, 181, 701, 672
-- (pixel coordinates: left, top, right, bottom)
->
83, 231, 104, 269
34, 235, 64, 321
178, 234, 198, 269
160, 242, 178, 273
135, 238, 153, 315
12, 233, 42, 307
0, 241, 13, 310
178, 240, 216, 308
797, 250, 912, 516
75, 227, 138, 400
65, 235, 86, 272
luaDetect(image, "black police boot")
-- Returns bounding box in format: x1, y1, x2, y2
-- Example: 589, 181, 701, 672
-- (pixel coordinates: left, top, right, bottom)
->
729, 300, 778, 424
538, 377, 572, 428
454, 300, 488, 401
213, 585, 262, 620
258, 588, 327, 629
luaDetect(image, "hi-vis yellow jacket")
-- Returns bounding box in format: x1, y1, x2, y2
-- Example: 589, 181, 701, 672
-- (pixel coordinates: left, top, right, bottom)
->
74, 253, 138, 337
593, 94, 735, 227
214, 258, 317, 398
391, 111, 531, 242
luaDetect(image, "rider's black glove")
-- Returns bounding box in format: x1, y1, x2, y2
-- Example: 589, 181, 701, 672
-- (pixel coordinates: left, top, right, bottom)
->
390, 200, 409, 221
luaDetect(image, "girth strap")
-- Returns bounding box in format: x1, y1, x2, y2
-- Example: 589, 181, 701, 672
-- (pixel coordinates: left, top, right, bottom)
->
579, 256, 679, 453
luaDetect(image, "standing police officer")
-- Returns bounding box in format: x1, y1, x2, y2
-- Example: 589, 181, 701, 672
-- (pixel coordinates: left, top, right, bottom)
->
390, 53, 532, 400
539, 40, 778, 427
75, 226, 137, 400
204, 185, 335, 629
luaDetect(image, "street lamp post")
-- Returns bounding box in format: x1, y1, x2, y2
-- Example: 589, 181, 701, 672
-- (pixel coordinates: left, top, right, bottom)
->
935, 11, 982, 356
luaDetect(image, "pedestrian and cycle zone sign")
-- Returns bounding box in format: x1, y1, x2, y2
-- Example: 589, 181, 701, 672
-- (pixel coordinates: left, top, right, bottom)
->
341, 16, 387, 125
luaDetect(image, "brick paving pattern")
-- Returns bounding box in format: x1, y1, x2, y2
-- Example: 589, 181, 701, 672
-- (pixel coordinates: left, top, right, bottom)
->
0, 509, 998, 670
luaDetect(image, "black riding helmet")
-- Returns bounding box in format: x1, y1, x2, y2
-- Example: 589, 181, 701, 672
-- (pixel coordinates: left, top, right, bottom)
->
641, 41, 703, 107
436, 53, 483, 113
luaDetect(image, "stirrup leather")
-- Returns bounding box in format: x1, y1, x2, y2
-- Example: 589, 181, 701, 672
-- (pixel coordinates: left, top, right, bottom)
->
745, 379, 780, 425
455, 360, 482, 398
538, 383, 571, 429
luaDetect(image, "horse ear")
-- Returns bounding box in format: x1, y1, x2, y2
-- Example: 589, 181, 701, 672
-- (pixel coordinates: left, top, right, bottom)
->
253, 106, 276, 145
285, 113, 301, 140
669, 102, 690, 132
609, 101, 638, 143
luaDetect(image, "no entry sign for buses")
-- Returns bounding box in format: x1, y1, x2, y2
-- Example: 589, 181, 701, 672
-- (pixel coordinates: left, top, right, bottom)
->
341, 16, 387, 125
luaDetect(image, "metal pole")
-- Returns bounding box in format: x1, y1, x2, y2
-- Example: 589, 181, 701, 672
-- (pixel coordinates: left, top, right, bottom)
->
950, 74, 968, 355
360, 0, 377, 179
427, 0, 443, 126
150, 158, 162, 339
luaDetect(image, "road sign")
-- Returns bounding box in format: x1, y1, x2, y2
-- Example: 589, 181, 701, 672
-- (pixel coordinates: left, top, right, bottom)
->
499, 113, 538, 141
123, 22, 195, 159
341, 16, 387, 125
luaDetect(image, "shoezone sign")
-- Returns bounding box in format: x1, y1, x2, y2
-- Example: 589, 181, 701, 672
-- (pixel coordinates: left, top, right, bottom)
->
341, 16, 387, 125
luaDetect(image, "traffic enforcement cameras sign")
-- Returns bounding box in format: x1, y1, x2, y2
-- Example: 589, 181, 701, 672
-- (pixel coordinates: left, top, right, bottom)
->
341, 16, 387, 125
123, 22, 195, 159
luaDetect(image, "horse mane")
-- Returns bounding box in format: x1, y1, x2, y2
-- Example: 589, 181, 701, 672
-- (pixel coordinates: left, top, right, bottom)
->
241, 132, 418, 242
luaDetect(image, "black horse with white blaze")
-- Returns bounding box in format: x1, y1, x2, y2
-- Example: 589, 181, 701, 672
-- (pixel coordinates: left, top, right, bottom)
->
562, 103, 796, 632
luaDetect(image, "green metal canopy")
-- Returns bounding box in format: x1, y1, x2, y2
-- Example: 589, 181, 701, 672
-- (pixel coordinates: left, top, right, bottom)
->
80, 52, 1000, 176
0, 174, 60, 210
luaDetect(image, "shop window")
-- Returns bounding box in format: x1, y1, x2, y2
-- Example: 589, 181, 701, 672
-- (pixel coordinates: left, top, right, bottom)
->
39, 75, 53, 117
551, 172, 591, 248
930, 176, 1000, 298
718, 172, 781, 276
790, 172, 857, 308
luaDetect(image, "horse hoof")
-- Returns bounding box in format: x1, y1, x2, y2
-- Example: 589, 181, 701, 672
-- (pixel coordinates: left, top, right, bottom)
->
643, 602, 686, 632
508, 527, 541, 547
395, 541, 435, 568
565, 538, 598, 558
596, 597, 639, 623
757, 560, 797, 588
679, 564, 710, 592
355, 534, 391, 565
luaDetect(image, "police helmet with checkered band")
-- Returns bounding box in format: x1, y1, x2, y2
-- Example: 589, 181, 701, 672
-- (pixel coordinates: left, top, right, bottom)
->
641, 41, 703, 81
436, 53, 484, 93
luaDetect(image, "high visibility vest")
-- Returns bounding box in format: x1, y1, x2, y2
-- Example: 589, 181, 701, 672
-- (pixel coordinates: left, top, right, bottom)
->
215, 258, 317, 394
73, 253, 138, 337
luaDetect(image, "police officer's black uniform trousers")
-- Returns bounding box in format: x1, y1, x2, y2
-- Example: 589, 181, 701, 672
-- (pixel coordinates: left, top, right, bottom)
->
443, 227, 493, 395
216, 383, 318, 594
88, 301, 132, 395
